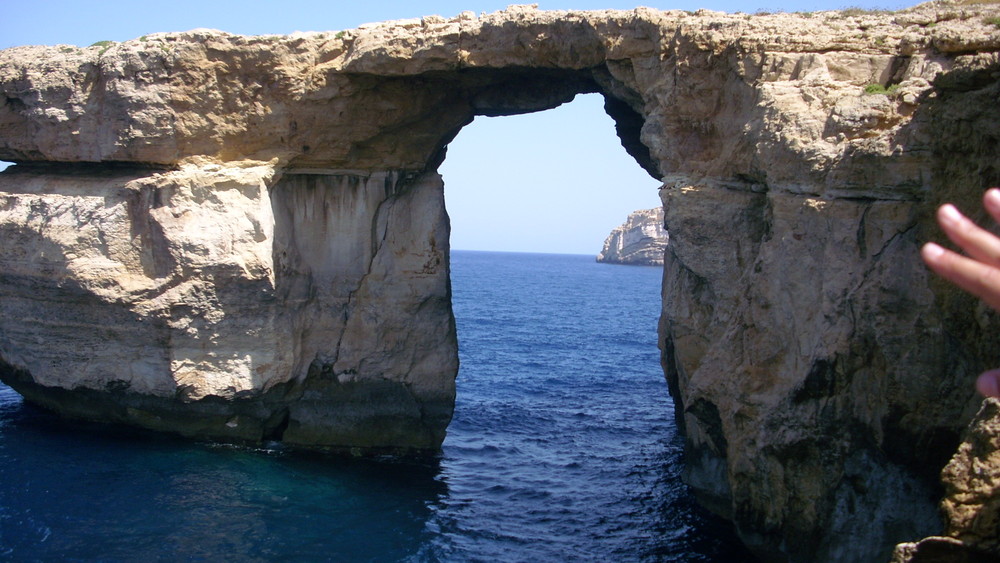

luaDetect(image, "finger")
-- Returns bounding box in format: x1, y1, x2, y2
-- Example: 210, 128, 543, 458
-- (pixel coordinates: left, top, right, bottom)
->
984, 188, 1000, 225
977, 369, 1000, 398
936, 204, 1000, 267
922, 242, 1000, 311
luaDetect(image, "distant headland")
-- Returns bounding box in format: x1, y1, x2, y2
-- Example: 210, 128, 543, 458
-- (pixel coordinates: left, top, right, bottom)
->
597, 207, 668, 266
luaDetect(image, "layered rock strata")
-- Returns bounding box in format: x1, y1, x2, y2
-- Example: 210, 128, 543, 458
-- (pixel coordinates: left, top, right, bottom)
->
0, 162, 455, 451
1, 2, 1000, 561
597, 207, 668, 265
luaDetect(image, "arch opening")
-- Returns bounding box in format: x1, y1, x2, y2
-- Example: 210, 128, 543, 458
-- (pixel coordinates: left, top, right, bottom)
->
439, 92, 661, 255
424, 69, 661, 183
424, 93, 749, 559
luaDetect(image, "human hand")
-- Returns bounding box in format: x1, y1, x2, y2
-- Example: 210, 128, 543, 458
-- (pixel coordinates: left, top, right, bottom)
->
921, 188, 1000, 397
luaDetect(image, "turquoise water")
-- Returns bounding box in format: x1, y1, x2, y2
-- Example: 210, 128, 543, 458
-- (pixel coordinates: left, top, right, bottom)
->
0, 251, 751, 561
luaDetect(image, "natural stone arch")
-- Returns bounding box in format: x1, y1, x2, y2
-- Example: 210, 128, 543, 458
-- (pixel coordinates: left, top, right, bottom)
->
256, 71, 655, 450
1, 5, 1000, 562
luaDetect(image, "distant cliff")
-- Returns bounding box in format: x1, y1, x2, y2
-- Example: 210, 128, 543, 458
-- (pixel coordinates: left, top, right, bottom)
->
597, 208, 668, 265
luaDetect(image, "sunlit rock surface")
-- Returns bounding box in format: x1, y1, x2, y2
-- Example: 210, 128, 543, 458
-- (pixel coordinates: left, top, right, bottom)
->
597, 207, 668, 265
2, 2, 1000, 560
0, 162, 455, 452
892, 398, 1000, 562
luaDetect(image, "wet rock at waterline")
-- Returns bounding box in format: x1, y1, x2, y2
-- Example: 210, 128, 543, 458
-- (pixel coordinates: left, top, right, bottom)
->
2, 3, 1000, 561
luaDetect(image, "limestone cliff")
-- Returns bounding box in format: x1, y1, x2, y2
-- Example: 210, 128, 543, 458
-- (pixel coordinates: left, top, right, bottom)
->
892, 399, 1000, 562
1, 2, 1000, 561
597, 207, 668, 265
0, 162, 456, 451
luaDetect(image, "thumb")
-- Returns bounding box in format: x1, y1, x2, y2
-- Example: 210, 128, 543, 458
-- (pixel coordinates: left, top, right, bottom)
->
976, 369, 1000, 397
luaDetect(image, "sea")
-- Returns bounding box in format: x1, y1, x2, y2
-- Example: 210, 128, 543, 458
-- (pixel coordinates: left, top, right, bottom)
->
0, 250, 752, 562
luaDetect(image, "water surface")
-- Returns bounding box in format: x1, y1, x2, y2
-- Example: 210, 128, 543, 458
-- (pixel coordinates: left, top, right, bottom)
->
0, 250, 750, 561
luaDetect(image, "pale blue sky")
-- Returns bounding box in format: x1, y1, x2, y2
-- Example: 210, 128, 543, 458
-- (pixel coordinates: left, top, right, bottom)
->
1, 0, 902, 254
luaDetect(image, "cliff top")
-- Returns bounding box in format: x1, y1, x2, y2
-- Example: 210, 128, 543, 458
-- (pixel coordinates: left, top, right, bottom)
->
0, 1, 998, 182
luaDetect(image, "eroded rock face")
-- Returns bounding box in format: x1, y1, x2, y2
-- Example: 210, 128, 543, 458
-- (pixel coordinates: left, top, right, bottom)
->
940, 399, 1000, 556
597, 207, 668, 265
892, 399, 1000, 562
0, 161, 455, 451
1, 2, 1000, 561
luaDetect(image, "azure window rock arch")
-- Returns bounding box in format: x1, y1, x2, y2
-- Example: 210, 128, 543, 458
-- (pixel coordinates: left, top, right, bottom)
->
1, 5, 1000, 562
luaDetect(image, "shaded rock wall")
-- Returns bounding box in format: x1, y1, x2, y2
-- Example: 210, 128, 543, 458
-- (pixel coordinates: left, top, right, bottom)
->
1, 3, 1000, 561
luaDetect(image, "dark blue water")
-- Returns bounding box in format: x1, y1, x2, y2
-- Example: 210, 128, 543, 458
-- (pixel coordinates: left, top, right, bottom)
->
0, 251, 751, 561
